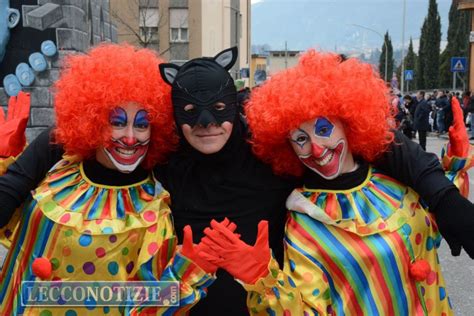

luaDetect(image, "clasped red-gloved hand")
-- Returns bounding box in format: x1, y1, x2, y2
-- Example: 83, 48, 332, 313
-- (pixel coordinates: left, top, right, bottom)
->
180, 218, 237, 274
0, 91, 30, 158
448, 97, 469, 157
200, 220, 271, 284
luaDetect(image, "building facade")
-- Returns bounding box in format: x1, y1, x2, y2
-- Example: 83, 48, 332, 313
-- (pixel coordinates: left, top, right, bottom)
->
266, 50, 301, 77
110, 0, 251, 79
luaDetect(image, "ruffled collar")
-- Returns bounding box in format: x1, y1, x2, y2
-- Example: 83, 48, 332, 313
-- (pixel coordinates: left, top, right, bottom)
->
33, 157, 169, 234
286, 166, 410, 235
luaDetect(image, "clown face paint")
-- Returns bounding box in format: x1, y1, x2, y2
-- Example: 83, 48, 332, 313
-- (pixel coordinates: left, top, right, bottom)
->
97, 103, 151, 173
289, 117, 356, 179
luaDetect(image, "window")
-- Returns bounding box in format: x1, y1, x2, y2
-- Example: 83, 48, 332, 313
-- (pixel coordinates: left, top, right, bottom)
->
140, 26, 158, 43
170, 8, 188, 43
139, 7, 159, 44
139, 8, 159, 27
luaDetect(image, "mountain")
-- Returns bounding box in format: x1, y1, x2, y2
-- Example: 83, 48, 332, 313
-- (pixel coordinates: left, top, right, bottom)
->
251, 0, 451, 53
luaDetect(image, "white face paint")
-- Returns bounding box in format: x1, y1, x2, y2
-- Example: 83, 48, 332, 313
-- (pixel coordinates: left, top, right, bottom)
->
289, 117, 356, 179
96, 103, 151, 173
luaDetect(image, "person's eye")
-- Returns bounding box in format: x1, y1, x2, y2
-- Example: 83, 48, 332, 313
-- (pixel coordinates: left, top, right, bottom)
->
317, 127, 328, 136
296, 135, 308, 143
214, 103, 226, 111
184, 104, 195, 112
110, 120, 126, 127
134, 122, 149, 129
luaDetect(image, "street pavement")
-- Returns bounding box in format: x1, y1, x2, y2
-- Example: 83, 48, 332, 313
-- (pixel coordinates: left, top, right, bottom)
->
0, 135, 472, 313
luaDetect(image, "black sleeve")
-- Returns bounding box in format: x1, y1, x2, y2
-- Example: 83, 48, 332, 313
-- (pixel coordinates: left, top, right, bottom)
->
373, 130, 456, 210
0, 127, 64, 220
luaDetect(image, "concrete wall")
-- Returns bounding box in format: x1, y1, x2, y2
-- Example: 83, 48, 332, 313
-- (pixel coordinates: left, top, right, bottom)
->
1, 0, 117, 142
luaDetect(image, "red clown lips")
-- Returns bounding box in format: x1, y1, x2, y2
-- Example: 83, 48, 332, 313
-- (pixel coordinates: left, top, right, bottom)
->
300, 140, 346, 179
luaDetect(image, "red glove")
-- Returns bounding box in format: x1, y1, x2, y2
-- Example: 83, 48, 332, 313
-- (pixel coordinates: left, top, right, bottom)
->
180, 218, 237, 274
448, 97, 469, 157
200, 220, 271, 284
0, 92, 30, 158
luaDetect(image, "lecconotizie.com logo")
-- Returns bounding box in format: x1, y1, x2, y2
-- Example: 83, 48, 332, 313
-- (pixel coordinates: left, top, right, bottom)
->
21, 281, 179, 307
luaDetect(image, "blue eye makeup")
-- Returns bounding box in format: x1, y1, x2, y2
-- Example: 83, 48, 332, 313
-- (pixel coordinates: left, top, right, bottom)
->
314, 117, 334, 138
110, 108, 127, 127
134, 110, 150, 129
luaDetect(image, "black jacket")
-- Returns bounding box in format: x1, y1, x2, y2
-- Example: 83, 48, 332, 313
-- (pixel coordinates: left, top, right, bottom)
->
413, 98, 432, 131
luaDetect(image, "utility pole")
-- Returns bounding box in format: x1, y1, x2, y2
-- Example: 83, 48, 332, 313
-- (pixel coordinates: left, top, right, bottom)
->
401, 0, 407, 94
284, 41, 288, 69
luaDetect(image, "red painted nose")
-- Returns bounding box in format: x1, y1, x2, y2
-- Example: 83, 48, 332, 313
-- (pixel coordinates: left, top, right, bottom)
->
311, 143, 325, 157
122, 137, 137, 146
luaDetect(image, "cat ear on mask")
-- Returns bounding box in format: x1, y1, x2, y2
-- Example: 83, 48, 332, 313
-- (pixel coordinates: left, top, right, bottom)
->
214, 47, 238, 71
159, 63, 181, 86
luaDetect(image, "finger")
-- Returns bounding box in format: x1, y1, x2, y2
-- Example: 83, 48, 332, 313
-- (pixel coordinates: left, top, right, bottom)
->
15, 92, 31, 121
6, 95, 17, 121
198, 251, 224, 265
203, 227, 235, 248
255, 220, 269, 248
218, 217, 229, 227
182, 225, 194, 253
200, 237, 225, 253
210, 220, 240, 243
0, 106, 5, 124
213, 218, 238, 233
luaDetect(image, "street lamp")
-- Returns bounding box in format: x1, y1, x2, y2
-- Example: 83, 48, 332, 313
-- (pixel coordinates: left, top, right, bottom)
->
350, 24, 388, 82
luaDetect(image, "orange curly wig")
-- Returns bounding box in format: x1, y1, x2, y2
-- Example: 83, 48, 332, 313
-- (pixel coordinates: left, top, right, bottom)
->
246, 50, 395, 177
53, 43, 178, 168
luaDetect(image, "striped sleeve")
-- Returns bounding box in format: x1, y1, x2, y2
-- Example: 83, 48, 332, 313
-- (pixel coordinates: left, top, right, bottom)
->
441, 144, 474, 197
131, 199, 215, 315
243, 242, 330, 316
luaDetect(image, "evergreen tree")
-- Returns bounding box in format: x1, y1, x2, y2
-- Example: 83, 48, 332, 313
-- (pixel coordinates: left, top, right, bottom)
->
439, 0, 469, 89
417, 25, 426, 89
378, 31, 394, 82
402, 38, 417, 91
418, 0, 441, 89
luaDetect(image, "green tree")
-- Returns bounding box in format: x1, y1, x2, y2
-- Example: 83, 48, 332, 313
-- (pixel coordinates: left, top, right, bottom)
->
399, 38, 417, 91
439, 0, 470, 89
379, 31, 394, 82
418, 0, 441, 89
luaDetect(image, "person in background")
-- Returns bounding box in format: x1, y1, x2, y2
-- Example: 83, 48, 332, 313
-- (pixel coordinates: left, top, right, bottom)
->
413, 90, 431, 150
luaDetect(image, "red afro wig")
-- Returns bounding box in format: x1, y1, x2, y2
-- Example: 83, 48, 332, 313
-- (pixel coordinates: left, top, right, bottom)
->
53, 43, 178, 168
246, 50, 395, 177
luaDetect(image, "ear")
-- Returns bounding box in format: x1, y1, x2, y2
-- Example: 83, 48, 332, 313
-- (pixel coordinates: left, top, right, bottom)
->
214, 46, 238, 71
159, 63, 180, 86
8, 8, 20, 29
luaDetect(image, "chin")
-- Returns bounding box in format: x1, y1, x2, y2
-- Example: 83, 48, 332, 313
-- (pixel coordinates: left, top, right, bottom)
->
195, 143, 226, 154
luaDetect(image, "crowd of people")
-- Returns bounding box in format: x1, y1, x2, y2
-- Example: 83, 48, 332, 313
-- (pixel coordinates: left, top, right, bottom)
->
393, 89, 474, 151
1, 43, 474, 315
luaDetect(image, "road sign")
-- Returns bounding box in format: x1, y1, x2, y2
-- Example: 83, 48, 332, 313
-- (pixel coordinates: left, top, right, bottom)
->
451, 57, 467, 72
404, 70, 414, 81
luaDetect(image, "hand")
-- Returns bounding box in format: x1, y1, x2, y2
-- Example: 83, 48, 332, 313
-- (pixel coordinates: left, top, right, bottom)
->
434, 189, 474, 259
200, 220, 271, 284
181, 218, 237, 274
448, 97, 469, 157
0, 92, 30, 157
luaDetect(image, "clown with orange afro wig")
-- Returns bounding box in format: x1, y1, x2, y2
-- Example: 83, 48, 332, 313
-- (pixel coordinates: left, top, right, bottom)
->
199, 50, 474, 315
0, 44, 219, 315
